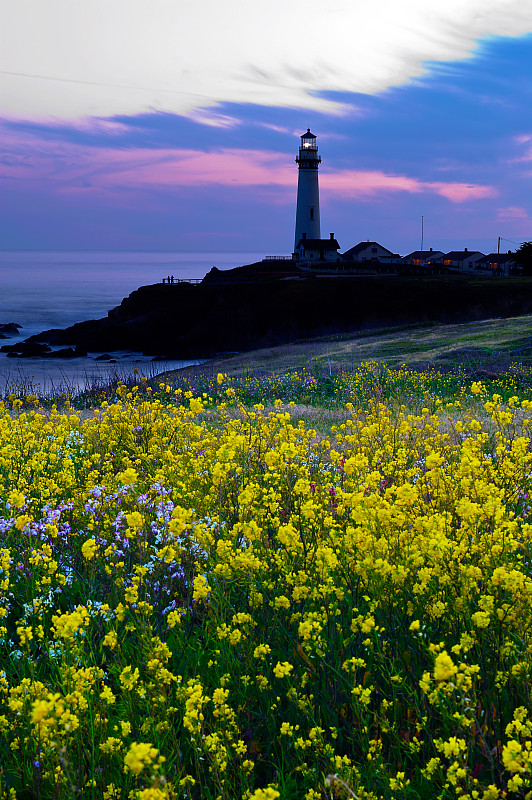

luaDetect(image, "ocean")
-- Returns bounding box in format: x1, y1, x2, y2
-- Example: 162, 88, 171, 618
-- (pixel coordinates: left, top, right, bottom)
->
0, 250, 270, 393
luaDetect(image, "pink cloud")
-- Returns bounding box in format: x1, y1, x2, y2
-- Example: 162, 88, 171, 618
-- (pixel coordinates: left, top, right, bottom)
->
509, 134, 532, 163
430, 182, 497, 203
497, 206, 528, 219
321, 170, 421, 195
0, 125, 496, 205
516, 149, 532, 163
321, 170, 496, 203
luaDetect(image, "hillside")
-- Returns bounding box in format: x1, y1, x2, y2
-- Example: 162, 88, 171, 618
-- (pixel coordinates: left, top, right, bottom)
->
8, 273, 532, 360
161, 313, 532, 381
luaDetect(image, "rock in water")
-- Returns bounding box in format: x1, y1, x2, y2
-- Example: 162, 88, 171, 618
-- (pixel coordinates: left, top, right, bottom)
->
0, 322, 22, 339
1, 341, 52, 357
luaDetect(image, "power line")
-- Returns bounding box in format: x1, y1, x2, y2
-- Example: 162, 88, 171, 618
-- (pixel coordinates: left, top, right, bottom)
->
500, 237, 527, 245
0, 69, 205, 99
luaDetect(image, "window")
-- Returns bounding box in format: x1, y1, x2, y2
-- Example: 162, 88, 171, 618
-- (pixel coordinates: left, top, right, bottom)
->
310, 208, 314, 221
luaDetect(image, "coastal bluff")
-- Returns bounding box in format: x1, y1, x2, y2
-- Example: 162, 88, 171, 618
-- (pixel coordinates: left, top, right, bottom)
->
10, 265, 532, 359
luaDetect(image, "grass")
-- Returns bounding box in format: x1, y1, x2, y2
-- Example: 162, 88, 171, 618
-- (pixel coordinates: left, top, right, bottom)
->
4, 314, 532, 412
156, 314, 532, 382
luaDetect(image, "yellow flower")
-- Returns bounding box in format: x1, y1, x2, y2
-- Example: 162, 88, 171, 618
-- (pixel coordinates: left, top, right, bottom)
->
189, 397, 204, 414
502, 739, 524, 773
280, 722, 294, 736
228, 628, 242, 645
120, 666, 140, 690
167, 609, 182, 628
8, 490, 25, 509
192, 575, 211, 602
124, 741, 159, 775
434, 651, 457, 682
138, 788, 168, 800
441, 737, 467, 758
125, 511, 143, 528
100, 736, 122, 754
471, 611, 491, 628
31, 699, 52, 727
248, 788, 280, 800
117, 468, 138, 486
253, 644, 272, 660
103, 631, 118, 648
16, 625, 33, 646
81, 538, 98, 560
273, 662, 293, 678
426, 452, 443, 469
101, 685, 116, 705
212, 688, 229, 705
52, 609, 88, 641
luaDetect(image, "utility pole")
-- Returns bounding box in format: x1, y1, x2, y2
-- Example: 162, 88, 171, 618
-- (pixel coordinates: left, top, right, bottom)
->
420, 215, 424, 255
497, 236, 501, 276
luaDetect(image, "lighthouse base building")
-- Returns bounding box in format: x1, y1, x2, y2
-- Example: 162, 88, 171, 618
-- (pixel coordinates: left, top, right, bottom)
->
294, 232, 340, 263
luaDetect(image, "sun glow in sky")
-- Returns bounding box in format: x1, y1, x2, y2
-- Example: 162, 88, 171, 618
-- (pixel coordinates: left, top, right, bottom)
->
1, 0, 531, 254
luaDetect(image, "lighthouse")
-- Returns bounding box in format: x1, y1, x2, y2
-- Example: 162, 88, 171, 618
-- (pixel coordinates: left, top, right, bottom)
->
294, 128, 321, 252
292, 129, 340, 265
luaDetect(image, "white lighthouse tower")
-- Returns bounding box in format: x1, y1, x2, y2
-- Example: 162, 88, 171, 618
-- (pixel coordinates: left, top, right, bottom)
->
292, 130, 339, 265
294, 128, 321, 251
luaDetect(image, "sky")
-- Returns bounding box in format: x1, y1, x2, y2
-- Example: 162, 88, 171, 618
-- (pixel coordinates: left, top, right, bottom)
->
1, 0, 531, 256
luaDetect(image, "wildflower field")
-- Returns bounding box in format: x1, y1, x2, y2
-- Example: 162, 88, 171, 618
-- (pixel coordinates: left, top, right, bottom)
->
3, 363, 532, 799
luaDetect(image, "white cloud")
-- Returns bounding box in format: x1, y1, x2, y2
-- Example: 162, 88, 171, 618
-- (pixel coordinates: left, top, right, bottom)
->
0, 0, 531, 121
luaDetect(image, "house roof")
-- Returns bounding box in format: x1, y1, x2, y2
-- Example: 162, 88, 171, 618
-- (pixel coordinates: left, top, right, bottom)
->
403, 250, 443, 260
479, 252, 516, 263
342, 241, 393, 257
296, 238, 340, 250
443, 250, 484, 261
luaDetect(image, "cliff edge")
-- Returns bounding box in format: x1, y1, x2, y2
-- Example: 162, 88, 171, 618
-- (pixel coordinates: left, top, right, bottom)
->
5, 270, 532, 360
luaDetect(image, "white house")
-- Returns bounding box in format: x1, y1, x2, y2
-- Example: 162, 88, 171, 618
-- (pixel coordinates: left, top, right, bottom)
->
294, 232, 340, 263
341, 241, 398, 263
438, 249, 485, 270
473, 251, 516, 275
402, 248, 444, 266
